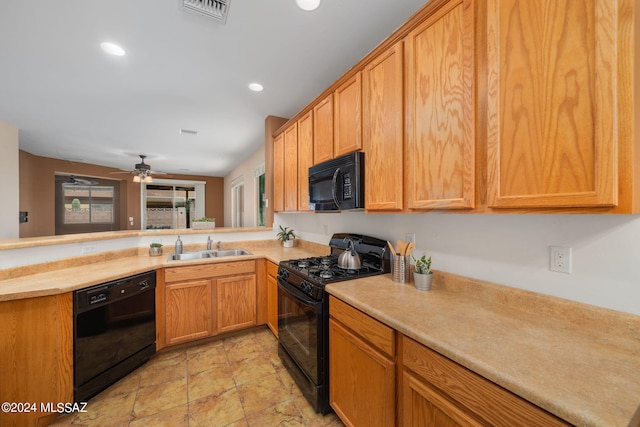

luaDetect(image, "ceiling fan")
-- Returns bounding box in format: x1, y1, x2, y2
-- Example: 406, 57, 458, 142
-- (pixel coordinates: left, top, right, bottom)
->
112, 155, 166, 182
65, 175, 99, 186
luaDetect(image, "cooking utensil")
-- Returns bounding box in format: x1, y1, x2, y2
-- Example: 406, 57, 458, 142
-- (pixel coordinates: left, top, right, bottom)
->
404, 242, 416, 256
338, 238, 362, 269
396, 239, 407, 256
387, 240, 397, 255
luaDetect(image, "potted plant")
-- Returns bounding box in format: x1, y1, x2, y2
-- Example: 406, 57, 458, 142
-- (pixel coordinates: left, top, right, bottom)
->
191, 217, 216, 230
412, 254, 432, 291
276, 225, 297, 248
149, 242, 163, 257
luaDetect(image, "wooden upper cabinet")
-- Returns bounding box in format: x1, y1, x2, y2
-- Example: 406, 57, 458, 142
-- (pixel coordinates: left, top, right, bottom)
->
283, 123, 298, 211
334, 72, 363, 157
298, 111, 314, 211
405, 0, 475, 210
273, 133, 285, 212
363, 41, 404, 211
313, 94, 334, 165
486, 0, 619, 209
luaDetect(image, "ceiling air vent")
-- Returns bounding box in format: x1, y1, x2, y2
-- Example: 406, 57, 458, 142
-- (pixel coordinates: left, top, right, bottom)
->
183, 0, 230, 23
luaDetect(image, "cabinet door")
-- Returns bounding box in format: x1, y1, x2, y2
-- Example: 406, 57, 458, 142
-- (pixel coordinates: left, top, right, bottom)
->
313, 94, 334, 164
284, 123, 299, 211
334, 72, 362, 157
406, 0, 475, 210
298, 111, 314, 211
486, 0, 617, 208
0, 293, 73, 427
403, 370, 483, 427
266, 262, 279, 337
329, 318, 395, 427
273, 132, 285, 212
165, 279, 213, 345
216, 274, 257, 334
363, 42, 404, 211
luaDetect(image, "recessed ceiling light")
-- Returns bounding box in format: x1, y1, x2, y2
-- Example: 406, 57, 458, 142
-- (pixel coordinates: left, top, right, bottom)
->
296, 0, 321, 11
248, 83, 264, 92
100, 42, 126, 56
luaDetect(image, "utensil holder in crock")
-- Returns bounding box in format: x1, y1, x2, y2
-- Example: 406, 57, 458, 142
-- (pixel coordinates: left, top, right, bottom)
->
391, 253, 411, 283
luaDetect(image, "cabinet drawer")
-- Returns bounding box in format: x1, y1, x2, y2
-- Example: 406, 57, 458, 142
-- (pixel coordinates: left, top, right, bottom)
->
165, 260, 255, 283
402, 336, 569, 426
330, 296, 395, 357
266, 260, 279, 278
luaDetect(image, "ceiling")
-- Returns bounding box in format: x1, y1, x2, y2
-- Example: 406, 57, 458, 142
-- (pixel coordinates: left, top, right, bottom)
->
0, 0, 428, 177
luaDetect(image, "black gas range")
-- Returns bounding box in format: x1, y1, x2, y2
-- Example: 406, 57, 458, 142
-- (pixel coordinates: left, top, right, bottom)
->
276, 233, 390, 414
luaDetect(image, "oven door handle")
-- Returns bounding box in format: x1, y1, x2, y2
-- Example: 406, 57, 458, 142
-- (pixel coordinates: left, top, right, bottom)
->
277, 277, 319, 306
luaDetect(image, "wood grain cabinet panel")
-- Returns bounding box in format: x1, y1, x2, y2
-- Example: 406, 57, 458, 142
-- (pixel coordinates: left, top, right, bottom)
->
266, 261, 279, 337
283, 123, 299, 211
334, 72, 362, 157
313, 94, 334, 165
363, 41, 404, 211
273, 132, 285, 212
297, 111, 314, 211
405, 0, 475, 210
216, 274, 257, 334
486, 0, 619, 209
0, 293, 73, 427
165, 279, 213, 345
329, 318, 395, 427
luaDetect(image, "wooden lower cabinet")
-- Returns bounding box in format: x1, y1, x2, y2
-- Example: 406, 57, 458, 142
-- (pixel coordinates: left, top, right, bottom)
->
329, 296, 395, 426
163, 260, 257, 347
401, 336, 570, 427
266, 260, 279, 337
0, 293, 73, 427
216, 274, 257, 333
165, 279, 213, 345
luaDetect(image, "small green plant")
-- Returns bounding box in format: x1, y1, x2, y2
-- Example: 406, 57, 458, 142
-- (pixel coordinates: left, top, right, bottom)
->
192, 217, 215, 222
149, 243, 163, 248
412, 254, 432, 275
276, 225, 297, 242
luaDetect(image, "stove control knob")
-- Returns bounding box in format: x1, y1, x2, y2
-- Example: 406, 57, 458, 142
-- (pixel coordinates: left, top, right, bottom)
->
278, 269, 289, 279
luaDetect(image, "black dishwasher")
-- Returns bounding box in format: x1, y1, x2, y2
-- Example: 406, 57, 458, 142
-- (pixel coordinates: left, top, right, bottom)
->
74, 270, 156, 402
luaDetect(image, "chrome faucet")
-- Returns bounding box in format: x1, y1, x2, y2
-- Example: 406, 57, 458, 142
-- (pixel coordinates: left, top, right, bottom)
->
207, 236, 212, 250
217, 241, 221, 251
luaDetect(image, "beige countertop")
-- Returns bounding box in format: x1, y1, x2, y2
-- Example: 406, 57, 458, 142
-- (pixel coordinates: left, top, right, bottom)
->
0, 240, 328, 302
326, 273, 640, 427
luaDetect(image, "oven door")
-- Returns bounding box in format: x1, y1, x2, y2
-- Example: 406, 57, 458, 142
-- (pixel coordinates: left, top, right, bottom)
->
277, 277, 323, 384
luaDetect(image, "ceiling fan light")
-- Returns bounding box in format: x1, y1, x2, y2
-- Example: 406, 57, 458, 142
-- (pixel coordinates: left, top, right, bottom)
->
133, 175, 141, 183
296, 0, 320, 11
143, 176, 153, 183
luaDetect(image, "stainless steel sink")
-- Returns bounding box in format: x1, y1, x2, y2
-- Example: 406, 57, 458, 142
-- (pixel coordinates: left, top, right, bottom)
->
213, 249, 252, 257
167, 248, 251, 261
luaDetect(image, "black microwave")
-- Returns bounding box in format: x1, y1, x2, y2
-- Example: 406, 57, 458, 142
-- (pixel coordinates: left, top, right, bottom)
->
308, 151, 364, 211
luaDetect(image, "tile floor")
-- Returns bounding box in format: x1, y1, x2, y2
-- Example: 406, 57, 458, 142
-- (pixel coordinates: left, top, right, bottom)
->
51, 327, 344, 426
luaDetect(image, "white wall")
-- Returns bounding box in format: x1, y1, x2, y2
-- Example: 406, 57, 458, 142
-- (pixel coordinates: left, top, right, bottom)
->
224, 146, 265, 227
275, 212, 640, 316
0, 121, 19, 239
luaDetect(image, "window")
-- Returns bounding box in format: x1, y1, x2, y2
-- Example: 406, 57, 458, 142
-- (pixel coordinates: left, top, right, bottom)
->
255, 162, 266, 227
145, 185, 195, 229
231, 176, 244, 228
55, 174, 121, 235
62, 184, 114, 224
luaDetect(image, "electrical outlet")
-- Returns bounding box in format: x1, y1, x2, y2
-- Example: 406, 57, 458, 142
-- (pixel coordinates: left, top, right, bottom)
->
406, 233, 416, 244
81, 244, 98, 255
550, 246, 572, 273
